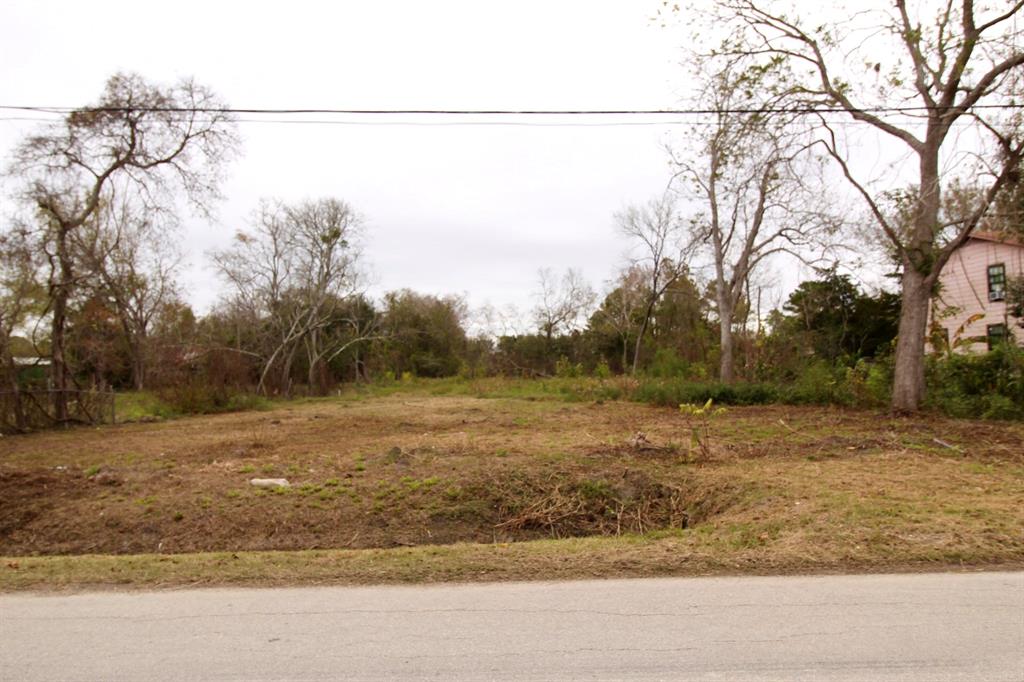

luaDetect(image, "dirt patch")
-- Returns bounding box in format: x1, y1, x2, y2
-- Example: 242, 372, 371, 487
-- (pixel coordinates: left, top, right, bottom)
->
1, 392, 1021, 570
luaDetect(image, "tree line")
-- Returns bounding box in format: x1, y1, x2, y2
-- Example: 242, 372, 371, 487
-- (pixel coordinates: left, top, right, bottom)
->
2, 1, 1023, 425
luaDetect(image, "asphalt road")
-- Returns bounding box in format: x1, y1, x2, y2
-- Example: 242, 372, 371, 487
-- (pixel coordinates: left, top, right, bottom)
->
2, 571, 1022, 681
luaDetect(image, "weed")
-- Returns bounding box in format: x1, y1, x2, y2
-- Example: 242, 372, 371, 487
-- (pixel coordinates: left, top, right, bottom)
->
679, 399, 727, 462
83, 465, 102, 477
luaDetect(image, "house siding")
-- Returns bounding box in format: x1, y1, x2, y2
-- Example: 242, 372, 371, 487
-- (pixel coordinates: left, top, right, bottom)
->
931, 237, 1024, 352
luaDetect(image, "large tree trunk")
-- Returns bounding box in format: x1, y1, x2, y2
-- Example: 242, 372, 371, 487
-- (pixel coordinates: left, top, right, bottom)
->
891, 267, 933, 414
891, 148, 942, 414
50, 227, 72, 424
131, 352, 145, 391
129, 331, 147, 391
718, 298, 735, 384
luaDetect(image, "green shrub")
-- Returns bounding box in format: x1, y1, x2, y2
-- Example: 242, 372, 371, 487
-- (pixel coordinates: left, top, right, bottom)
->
925, 343, 1024, 420
154, 382, 268, 416
554, 356, 584, 378
633, 379, 779, 407
156, 382, 231, 414
647, 348, 690, 379
778, 361, 850, 406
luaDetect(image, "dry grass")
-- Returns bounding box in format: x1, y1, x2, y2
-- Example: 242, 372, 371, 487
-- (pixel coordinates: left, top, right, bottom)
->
2, 384, 1022, 590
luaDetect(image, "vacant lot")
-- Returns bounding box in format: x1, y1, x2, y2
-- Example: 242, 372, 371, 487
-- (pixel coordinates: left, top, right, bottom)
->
2, 384, 1022, 588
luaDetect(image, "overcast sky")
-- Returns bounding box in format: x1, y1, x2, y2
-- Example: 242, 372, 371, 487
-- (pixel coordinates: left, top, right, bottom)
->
0, 0, 704, 321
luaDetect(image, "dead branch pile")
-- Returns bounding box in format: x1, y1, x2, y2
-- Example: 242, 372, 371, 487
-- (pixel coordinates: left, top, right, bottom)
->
473, 468, 692, 538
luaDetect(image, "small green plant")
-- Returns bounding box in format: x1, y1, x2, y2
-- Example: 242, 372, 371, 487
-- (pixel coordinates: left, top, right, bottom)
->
238, 465, 256, 474
554, 356, 584, 378
84, 465, 102, 477
679, 398, 727, 462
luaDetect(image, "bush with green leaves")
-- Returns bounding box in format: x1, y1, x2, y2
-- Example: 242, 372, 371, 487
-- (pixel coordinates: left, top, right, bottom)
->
635, 379, 780, 407
925, 343, 1024, 420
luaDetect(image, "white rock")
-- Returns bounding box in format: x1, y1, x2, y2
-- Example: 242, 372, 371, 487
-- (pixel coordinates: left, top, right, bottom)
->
249, 478, 291, 489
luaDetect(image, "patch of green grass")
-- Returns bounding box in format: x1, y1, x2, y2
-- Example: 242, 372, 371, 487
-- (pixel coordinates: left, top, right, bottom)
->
83, 465, 102, 477
400, 476, 442, 492
114, 392, 178, 421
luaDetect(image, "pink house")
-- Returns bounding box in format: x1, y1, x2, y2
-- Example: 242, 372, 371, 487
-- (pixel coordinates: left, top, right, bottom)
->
931, 231, 1024, 352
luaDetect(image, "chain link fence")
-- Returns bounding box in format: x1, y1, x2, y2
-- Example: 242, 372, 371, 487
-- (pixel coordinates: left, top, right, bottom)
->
0, 389, 116, 434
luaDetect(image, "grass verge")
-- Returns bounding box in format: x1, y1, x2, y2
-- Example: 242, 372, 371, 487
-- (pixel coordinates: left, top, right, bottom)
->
4, 532, 1022, 592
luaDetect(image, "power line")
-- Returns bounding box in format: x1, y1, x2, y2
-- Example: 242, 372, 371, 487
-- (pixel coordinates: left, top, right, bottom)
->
0, 103, 1021, 116
0, 115, 937, 128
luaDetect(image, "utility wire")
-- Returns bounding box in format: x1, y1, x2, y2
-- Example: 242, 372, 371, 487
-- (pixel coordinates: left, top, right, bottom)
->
0, 103, 1022, 116
0, 115, 946, 128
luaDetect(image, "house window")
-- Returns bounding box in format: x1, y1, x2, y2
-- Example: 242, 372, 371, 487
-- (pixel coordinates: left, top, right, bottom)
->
987, 323, 1007, 350
987, 263, 1006, 301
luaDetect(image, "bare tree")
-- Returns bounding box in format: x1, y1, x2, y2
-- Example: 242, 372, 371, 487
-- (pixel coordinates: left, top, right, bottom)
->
592, 265, 649, 372
705, 0, 1024, 411
616, 193, 691, 375
74, 198, 183, 390
213, 198, 374, 395
6, 72, 238, 420
532, 268, 597, 341
670, 54, 837, 382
